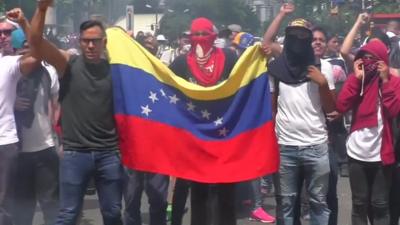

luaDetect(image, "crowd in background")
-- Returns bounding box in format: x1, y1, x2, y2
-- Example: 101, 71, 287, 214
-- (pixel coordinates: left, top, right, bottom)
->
2, 1, 400, 225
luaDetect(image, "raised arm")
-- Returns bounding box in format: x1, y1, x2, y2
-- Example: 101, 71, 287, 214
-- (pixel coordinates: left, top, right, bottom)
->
30, 0, 70, 77
340, 13, 370, 71
336, 59, 365, 113
262, 3, 294, 57
6, 8, 39, 75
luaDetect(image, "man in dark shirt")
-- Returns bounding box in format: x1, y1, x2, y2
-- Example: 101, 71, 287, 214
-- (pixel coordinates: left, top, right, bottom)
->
28, 1, 122, 225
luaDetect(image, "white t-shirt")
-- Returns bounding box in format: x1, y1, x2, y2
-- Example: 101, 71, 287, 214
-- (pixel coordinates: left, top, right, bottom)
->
275, 59, 335, 146
0, 56, 22, 145
19, 64, 59, 152
346, 99, 383, 162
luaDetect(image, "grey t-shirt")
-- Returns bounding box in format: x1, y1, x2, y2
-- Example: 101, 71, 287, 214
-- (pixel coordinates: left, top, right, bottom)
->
59, 55, 118, 150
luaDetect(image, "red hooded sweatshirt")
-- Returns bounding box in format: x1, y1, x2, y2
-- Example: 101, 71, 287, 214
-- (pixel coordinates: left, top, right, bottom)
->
336, 39, 400, 165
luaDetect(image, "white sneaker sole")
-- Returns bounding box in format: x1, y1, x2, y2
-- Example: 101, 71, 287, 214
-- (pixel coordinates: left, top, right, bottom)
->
249, 217, 275, 223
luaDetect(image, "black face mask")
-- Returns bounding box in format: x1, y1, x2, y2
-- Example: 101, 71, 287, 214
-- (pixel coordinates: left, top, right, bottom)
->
267, 31, 316, 85
286, 34, 311, 55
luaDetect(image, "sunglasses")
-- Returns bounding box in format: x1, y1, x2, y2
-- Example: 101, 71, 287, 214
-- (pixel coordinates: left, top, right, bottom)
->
80, 38, 104, 45
0, 29, 13, 36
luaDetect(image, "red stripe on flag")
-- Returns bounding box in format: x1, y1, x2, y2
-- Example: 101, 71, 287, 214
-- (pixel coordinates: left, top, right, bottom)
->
116, 115, 279, 183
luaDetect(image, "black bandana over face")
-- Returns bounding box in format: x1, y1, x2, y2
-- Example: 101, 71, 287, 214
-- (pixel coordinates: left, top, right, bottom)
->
269, 27, 316, 84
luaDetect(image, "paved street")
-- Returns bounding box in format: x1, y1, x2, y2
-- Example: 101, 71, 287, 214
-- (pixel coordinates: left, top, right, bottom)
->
32, 176, 352, 225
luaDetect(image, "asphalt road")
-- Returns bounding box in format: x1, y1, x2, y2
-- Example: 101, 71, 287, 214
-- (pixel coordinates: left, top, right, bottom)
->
32, 176, 353, 225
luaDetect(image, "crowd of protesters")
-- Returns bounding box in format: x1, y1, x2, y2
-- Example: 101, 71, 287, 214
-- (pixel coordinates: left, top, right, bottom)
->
2, 0, 400, 225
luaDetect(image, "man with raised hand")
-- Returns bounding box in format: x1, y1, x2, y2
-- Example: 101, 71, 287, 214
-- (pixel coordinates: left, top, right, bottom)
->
29, 1, 123, 225
263, 3, 335, 225
0, 8, 40, 225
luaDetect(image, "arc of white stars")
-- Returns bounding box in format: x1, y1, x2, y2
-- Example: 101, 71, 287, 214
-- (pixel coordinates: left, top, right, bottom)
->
214, 117, 223, 127
187, 102, 196, 112
149, 91, 159, 103
218, 127, 229, 137
169, 94, 180, 104
141, 105, 152, 117
201, 110, 211, 120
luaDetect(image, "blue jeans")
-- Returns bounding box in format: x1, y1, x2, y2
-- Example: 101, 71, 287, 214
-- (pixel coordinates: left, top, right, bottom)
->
275, 144, 330, 225
55, 150, 123, 225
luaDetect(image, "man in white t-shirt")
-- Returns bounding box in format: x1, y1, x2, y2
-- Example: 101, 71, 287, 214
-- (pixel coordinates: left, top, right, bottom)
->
11, 28, 60, 225
263, 4, 336, 225
0, 10, 40, 225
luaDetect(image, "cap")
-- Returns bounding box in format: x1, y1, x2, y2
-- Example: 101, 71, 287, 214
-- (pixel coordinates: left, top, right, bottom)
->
228, 24, 242, 33
156, 34, 167, 41
232, 32, 244, 46
287, 18, 312, 30
11, 28, 26, 49
285, 18, 313, 36
238, 33, 254, 49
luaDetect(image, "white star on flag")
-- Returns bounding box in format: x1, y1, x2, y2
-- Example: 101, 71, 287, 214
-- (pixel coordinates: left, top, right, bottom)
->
218, 127, 229, 137
214, 117, 223, 127
169, 95, 180, 104
187, 102, 196, 111
160, 89, 167, 98
201, 110, 211, 120
141, 105, 152, 117
149, 91, 159, 103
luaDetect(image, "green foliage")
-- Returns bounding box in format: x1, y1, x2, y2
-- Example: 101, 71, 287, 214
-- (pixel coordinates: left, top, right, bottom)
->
373, 1, 400, 13
158, 0, 260, 41
285, 0, 400, 36
4, 0, 35, 18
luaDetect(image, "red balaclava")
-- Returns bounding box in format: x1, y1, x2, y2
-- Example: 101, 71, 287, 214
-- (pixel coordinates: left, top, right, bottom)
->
190, 17, 217, 57
187, 17, 225, 87
355, 39, 389, 82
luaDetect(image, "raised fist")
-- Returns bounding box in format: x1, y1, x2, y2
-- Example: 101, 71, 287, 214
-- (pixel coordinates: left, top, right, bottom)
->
280, 3, 295, 15
6, 8, 25, 24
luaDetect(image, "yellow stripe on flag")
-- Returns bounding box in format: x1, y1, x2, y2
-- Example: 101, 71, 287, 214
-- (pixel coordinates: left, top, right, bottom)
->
106, 27, 269, 101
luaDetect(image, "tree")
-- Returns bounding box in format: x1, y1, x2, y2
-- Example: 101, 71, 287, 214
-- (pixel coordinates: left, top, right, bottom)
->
4, 0, 36, 18
157, 0, 260, 41
285, 0, 400, 36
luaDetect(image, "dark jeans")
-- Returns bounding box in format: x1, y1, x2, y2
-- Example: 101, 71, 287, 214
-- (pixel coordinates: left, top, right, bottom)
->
191, 182, 236, 225
55, 150, 123, 225
327, 145, 338, 225
13, 147, 59, 225
235, 178, 263, 211
348, 157, 392, 225
0, 143, 18, 225
123, 169, 169, 225
171, 178, 190, 225
250, 178, 263, 210
331, 132, 348, 166
390, 164, 400, 225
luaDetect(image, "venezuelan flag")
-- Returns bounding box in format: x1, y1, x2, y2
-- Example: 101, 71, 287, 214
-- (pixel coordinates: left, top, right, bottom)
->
107, 27, 279, 183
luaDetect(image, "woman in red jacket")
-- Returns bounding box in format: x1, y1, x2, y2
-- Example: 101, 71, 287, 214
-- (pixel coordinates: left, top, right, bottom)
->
336, 39, 400, 225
